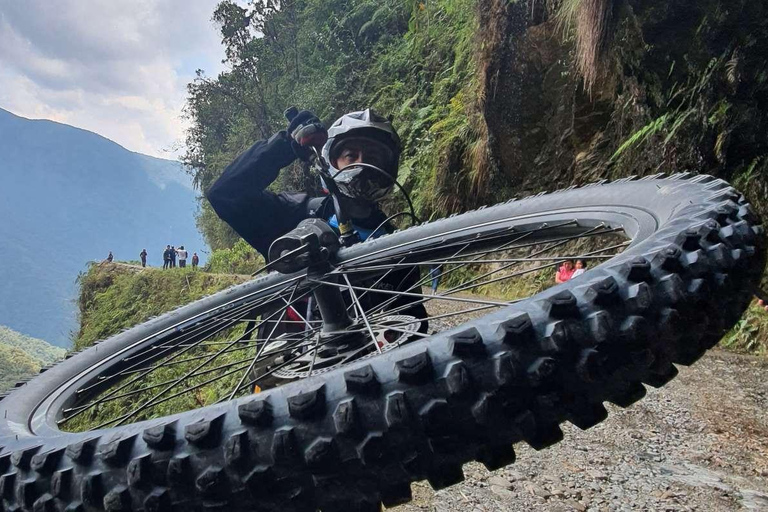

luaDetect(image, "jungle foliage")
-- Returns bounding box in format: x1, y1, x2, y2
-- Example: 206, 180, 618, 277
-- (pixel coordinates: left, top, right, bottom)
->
178, 0, 768, 351
184, 0, 491, 249
185, 0, 768, 247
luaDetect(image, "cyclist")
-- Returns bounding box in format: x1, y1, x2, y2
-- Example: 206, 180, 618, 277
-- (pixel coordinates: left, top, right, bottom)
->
207, 109, 428, 333
207, 109, 401, 257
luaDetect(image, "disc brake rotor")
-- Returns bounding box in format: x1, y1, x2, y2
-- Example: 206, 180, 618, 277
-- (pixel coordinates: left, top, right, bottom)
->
272, 315, 422, 379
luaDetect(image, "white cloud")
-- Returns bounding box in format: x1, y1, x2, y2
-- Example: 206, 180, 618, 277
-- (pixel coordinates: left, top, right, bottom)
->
0, 0, 228, 158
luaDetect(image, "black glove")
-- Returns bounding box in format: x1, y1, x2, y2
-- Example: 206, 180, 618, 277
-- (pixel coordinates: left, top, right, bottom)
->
287, 110, 327, 161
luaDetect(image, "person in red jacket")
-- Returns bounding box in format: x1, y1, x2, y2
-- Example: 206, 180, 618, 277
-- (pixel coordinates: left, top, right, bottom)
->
555, 260, 575, 283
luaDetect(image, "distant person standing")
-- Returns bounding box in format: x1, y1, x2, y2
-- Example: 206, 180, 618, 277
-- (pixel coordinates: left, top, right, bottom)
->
571, 259, 587, 278
429, 265, 441, 294
191, 252, 199, 269
139, 249, 148, 268
555, 260, 574, 284
177, 246, 188, 268
163, 245, 171, 270
170, 246, 177, 268
106, 251, 114, 263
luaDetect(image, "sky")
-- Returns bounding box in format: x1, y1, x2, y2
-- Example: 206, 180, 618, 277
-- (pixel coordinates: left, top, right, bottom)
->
0, 0, 229, 159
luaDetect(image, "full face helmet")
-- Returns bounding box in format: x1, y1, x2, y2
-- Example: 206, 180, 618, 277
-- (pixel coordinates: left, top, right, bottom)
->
321, 109, 401, 202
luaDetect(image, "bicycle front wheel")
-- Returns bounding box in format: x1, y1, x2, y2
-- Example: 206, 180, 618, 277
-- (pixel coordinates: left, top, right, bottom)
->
0, 173, 762, 512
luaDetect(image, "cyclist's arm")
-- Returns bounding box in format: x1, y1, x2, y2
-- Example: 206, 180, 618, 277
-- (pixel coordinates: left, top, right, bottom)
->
206, 132, 308, 257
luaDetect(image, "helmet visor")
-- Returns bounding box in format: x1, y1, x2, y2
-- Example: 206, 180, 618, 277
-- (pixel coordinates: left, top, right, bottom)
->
331, 137, 396, 174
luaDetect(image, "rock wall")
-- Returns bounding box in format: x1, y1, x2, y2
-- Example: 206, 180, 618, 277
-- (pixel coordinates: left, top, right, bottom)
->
479, 0, 768, 221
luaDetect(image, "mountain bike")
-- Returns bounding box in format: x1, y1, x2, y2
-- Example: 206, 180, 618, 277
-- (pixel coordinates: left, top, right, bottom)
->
0, 159, 762, 511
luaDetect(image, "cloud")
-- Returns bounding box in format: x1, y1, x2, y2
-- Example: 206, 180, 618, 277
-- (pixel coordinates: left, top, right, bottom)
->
0, 0, 228, 158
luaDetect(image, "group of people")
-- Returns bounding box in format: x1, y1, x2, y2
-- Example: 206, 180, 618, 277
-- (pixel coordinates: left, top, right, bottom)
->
160, 245, 199, 269
555, 259, 587, 284
104, 248, 200, 269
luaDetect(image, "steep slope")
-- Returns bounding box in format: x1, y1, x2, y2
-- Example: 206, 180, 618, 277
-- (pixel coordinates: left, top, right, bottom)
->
0, 344, 39, 392
0, 107, 207, 347
74, 263, 247, 351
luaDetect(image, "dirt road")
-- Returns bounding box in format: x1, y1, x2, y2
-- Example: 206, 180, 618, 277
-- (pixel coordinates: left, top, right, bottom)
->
388, 349, 768, 511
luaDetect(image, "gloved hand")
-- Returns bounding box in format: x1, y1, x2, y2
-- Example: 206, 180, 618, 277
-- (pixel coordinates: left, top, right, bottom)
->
287, 110, 328, 160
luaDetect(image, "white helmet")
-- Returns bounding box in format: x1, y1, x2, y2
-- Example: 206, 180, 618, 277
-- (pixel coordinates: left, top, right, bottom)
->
321, 109, 402, 201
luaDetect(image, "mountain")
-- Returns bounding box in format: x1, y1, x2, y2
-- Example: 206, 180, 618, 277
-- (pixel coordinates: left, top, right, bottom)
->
0, 325, 65, 391
0, 107, 207, 347
0, 325, 65, 365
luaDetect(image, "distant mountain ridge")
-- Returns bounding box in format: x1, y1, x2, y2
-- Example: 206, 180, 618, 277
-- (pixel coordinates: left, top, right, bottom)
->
0, 107, 206, 347
0, 325, 65, 392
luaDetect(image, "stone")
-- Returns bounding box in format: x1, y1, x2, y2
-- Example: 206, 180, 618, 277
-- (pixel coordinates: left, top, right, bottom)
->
488, 476, 513, 489
551, 487, 566, 498
562, 500, 587, 512
491, 485, 514, 499
587, 469, 608, 480
525, 483, 551, 499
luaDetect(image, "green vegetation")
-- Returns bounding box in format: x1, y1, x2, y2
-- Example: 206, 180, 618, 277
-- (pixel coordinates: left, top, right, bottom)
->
204, 239, 265, 275
723, 303, 768, 356
0, 326, 66, 391
184, 0, 493, 249
66, 262, 258, 431
74, 263, 247, 351
64, 322, 254, 432
0, 344, 40, 392
0, 326, 65, 365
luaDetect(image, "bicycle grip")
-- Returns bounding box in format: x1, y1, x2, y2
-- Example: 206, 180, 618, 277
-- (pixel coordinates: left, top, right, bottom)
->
284, 106, 299, 122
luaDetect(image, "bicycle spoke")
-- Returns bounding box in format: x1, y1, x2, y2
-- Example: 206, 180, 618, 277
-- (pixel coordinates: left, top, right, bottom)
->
60, 210, 631, 433
62, 283, 318, 426
309, 279, 514, 307
343, 274, 384, 354
60, 352, 264, 418
111, 285, 320, 426
79, 281, 302, 394
227, 282, 302, 400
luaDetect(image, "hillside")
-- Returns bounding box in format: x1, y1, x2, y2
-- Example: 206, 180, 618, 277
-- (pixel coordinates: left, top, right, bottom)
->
74, 262, 249, 351
0, 107, 207, 347
0, 326, 65, 365
0, 325, 65, 391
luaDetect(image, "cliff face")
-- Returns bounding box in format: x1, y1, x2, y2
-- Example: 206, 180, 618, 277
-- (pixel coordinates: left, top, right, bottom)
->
478, 0, 768, 218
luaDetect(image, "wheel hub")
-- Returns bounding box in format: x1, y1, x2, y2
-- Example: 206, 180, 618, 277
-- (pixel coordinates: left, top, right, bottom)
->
271, 315, 422, 379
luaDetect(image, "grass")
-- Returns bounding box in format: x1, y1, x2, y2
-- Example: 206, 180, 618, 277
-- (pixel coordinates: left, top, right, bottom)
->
67, 262, 252, 432
74, 263, 248, 351
722, 302, 768, 356
556, 0, 617, 92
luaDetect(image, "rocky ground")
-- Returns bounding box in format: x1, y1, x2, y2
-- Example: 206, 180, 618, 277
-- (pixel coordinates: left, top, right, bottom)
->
383, 293, 768, 511
386, 349, 768, 511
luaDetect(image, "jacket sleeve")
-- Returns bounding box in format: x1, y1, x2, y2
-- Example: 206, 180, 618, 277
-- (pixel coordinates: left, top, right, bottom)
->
206, 131, 311, 258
